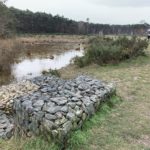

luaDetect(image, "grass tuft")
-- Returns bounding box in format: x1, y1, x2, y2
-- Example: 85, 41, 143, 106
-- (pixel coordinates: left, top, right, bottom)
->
42, 69, 61, 77
67, 96, 122, 150
23, 136, 59, 150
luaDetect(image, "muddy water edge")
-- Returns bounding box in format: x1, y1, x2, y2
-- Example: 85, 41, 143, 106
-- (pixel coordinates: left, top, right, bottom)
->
0, 35, 87, 85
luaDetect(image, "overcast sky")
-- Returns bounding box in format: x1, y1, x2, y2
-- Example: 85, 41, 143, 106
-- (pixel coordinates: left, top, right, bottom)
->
6, 0, 150, 25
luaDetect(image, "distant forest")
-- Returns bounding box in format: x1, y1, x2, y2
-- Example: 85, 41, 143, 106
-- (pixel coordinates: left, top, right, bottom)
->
1, 2, 150, 36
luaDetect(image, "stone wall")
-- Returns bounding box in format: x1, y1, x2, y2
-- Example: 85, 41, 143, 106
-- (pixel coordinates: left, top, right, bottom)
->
0, 81, 39, 113
13, 75, 116, 141
0, 80, 39, 139
0, 111, 14, 139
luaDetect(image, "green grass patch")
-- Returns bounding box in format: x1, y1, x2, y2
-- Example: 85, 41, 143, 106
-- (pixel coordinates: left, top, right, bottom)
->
22, 136, 59, 150
42, 69, 61, 77
66, 96, 122, 150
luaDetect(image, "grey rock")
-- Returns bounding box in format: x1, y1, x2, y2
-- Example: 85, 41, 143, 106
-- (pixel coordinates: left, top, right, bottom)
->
82, 113, 87, 121
50, 97, 67, 105
43, 119, 57, 130
90, 95, 98, 103
86, 103, 95, 116
75, 110, 83, 118
71, 97, 80, 102
55, 112, 63, 119
33, 107, 42, 112
40, 88, 48, 93
44, 106, 62, 114
61, 106, 68, 113
51, 130, 58, 137
67, 102, 76, 108
66, 91, 82, 98
66, 112, 76, 121
76, 101, 82, 106
78, 83, 90, 91
62, 121, 72, 134
34, 111, 44, 121
33, 100, 44, 107
45, 114, 57, 121
22, 100, 32, 109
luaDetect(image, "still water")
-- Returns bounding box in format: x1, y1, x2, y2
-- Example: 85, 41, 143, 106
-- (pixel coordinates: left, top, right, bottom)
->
12, 49, 84, 81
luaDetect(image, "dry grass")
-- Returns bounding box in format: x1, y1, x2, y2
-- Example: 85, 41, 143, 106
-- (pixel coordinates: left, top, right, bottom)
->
18, 34, 87, 44
0, 39, 21, 85
1, 37, 150, 150
59, 45, 150, 150
0, 39, 22, 84
16, 35, 88, 59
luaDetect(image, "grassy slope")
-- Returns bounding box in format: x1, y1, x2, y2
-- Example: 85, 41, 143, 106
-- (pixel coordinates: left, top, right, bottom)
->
60, 46, 150, 150
1, 45, 150, 150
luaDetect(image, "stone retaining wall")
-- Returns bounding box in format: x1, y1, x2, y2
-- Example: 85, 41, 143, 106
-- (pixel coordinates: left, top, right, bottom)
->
0, 111, 14, 139
13, 75, 116, 141
0, 81, 39, 113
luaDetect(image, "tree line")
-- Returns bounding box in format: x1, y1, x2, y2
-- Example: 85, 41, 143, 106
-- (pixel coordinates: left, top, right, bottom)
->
0, 1, 149, 37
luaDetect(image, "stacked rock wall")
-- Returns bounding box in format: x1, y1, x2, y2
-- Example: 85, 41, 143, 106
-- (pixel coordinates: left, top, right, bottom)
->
0, 81, 39, 113
0, 81, 39, 139
13, 75, 116, 141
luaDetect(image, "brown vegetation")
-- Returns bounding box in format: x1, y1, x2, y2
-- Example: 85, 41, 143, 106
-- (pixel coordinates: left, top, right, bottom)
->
0, 39, 21, 76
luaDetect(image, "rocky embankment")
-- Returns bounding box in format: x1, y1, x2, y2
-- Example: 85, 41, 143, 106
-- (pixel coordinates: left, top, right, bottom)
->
0, 75, 116, 140
0, 81, 39, 139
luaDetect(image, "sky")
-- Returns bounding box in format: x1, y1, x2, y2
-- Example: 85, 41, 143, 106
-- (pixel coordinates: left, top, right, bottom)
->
6, 0, 150, 25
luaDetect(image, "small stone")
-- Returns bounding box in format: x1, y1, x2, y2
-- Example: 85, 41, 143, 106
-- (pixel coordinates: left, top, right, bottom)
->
82, 113, 87, 121
75, 110, 83, 118
71, 97, 79, 102
51, 97, 68, 105
67, 102, 76, 108
43, 119, 57, 131
76, 101, 82, 106
90, 95, 98, 103
44, 106, 62, 114
26, 132, 32, 137
60, 117, 67, 125
52, 130, 58, 137
62, 121, 72, 134
33, 100, 44, 107
86, 103, 95, 116
78, 83, 90, 91
55, 112, 63, 119
66, 113, 76, 121
0, 124, 7, 129
40, 88, 48, 93
45, 114, 57, 120
22, 100, 32, 109
61, 106, 68, 113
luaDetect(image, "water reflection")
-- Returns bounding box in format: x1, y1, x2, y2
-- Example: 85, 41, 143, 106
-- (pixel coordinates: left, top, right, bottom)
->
12, 49, 84, 81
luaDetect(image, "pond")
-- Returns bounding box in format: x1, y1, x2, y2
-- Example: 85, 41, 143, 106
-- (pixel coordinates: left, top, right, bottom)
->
12, 48, 84, 81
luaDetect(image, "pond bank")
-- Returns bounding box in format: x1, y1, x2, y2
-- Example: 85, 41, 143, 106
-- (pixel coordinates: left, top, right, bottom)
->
0, 35, 88, 85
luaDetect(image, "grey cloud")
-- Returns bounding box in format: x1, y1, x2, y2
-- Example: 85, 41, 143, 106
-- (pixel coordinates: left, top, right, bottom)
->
85, 0, 150, 7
